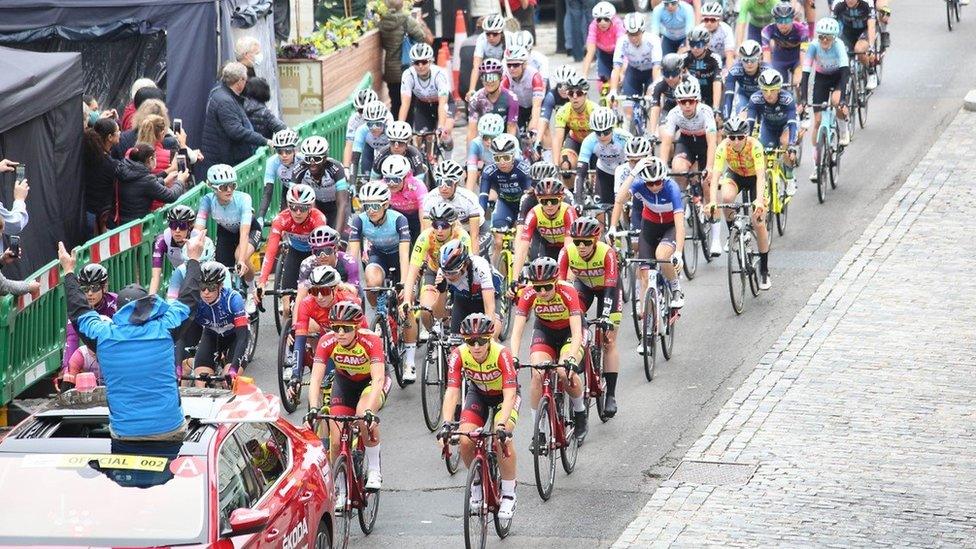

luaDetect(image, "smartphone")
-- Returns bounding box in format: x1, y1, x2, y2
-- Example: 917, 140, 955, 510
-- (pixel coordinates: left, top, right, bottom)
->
9, 236, 20, 258
173, 118, 183, 134
177, 154, 188, 172
14, 164, 24, 180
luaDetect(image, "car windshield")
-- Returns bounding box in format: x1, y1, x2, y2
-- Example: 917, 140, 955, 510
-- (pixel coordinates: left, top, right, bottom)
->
0, 451, 208, 545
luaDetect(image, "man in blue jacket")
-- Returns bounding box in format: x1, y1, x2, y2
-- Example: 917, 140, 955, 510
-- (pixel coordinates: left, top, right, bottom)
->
58, 232, 206, 441
199, 62, 274, 173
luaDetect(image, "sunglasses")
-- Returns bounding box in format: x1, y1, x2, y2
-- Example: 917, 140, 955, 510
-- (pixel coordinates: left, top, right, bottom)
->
81, 284, 104, 294
432, 220, 452, 230
569, 89, 587, 97
309, 286, 335, 297
438, 178, 458, 187
363, 202, 385, 212
690, 41, 707, 48
663, 71, 681, 79
332, 323, 358, 333
464, 336, 491, 346
315, 246, 336, 257
597, 17, 611, 22
444, 265, 466, 276
289, 203, 311, 213
413, 59, 430, 66
507, 63, 524, 69
573, 238, 595, 247
703, 17, 719, 22
366, 121, 386, 129
493, 154, 514, 163
540, 198, 560, 206
389, 140, 407, 147
678, 99, 697, 105
486, 31, 501, 37
384, 176, 404, 185
818, 34, 833, 41
776, 17, 793, 24
169, 221, 192, 231
645, 179, 665, 187
742, 57, 760, 64
276, 147, 296, 154
533, 283, 555, 292
626, 31, 642, 37
596, 129, 613, 137
306, 155, 325, 164
728, 134, 747, 141
201, 283, 222, 292
215, 183, 236, 192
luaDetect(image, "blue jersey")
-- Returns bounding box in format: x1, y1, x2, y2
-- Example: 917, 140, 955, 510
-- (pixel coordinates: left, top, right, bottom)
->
579, 130, 632, 174
466, 139, 523, 172
349, 210, 411, 254
630, 177, 684, 225
650, 2, 696, 41
196, 191, 253, 232
479, 160, 532, 210
746, 89, 798, 143
802, 40, 849, 75
722, 61, 770, 118
263, 153, 304, 186
194, 288, 247, 335
352, 118, 393, 154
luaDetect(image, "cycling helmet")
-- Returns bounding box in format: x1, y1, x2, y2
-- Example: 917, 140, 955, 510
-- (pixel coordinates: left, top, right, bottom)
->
287, 183, 316, 205
480, 58, 504, 75
166, 204, 196, 223
688, 25, 711, 44
723, 117, 750, 136
516, 30, 535, 50
459, 312, 494, 337
552, 65, 579, 85
477, 113, 506, 138
330, 300, 364, 323
528, 161, 558, 180
439, 238, 469, 272
358, 180, 391, 203
701, 1, 724, 17
673, 79, 701, 100
181, 236, 216, 262
482, 14, 506, 33
386, 121, 412, 141
738, 39, 762, 60
592, 1, 616, 18
526, 257, 559, 282
661, 53, 684, 76
309, 225, 340, 248
490, 133, 519, 155
625, 136, 653, 158
433, 159, 465, 183
506, 46, 530, 63
300, 135, 329, 156
271, 128, 299, 149
409, 42, 435, 62
758, 68, 784, 90
570, 216, 602, 239
565, 74, 589, 91
207, 164, 237, 186
362, 100, 389, 122
309, 265, 342, 287
353, 88, 379, 110
200, 261, 227, 286
589, 106, 617, 132
623, 12, 645, 33
771, 1, 796, 19
534, 177, 565, 197
637, 156, 669, 181
815, 17, 840, 37
429, 202, 459, 224
78, 263, 109, 286
381, 155, 411, 180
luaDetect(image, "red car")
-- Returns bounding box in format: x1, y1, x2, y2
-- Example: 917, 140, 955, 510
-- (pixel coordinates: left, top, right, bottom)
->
0, 382, 335, 548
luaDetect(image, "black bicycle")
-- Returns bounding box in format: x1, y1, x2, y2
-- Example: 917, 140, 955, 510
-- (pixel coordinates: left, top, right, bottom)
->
671, 170, 712, 279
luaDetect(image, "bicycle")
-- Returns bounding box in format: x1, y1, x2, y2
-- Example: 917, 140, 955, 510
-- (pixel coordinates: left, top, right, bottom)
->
275, 313, 317, 413
848, 52, 874, 130
717, 202, 763, 314
808, 101, 844, 203
519, 361, 579, 501
947, 0, 961, 31
671, 170, 712, 279
627, 258, 678, 382
439, 423, 514, 548
364, 279, 408, 388
417, 305, 464, 434
180, 371, 235, 389
231, 273, 260, 365
763, 148, 791, 237
490, 227, 519, 341
608, 228, 638, 306
615, 94, 652, 136
263, 236, 293, 334
583, 316, 613, 423
313, 413, 381, 548
415, 129, 446, 187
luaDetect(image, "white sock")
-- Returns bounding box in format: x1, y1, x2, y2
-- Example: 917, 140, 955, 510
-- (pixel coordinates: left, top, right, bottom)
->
571, 395, 585, 412
710, 222, 721, 243
501, 479, 517, 497
404, 344, 416, 367
530, 407, 537, 424
366, 444, 381, 472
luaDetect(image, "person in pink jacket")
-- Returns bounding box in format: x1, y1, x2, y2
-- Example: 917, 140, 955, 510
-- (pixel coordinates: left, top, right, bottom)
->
581, 2, 626, 84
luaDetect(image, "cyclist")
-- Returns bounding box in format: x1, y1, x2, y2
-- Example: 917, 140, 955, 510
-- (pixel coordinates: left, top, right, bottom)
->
701, 1, 737, 71
833, 0, 877, 90
798, 17, 851, 153
350, 100, 393, 182
149, 205, 195, 295
295, 226, 361, 308
513, 178, 578, 278
761, 2, 810, 85
257, 184, 328, 317
508, 30, 549, 82
479, 134, 533, 264
649, 54, 689, 135
467, 14, 508, 101
609, 156, 685, 309
291, 266, 365, 383
737, 0, 777, 43
723, 40, 771, 120
746, 69, 799, 193
581, 2, 625, 85
707, 118, 771, 289
551, 75, 597, 171
167, 237, 221, 300
371, 121, 428, 181
60, 264, 117, 389
290, 135, 350, 233
195, 164, 260, 295
343, 88, 379, 169
557, 217, 622, 417
501, 46, 546, 138
613, 136, 655, 253
423, 160, 485, 250
257, 128, 303, 227
576, 107, 631, 218
400, 43, 455, 152
510, 257, 588, 445
466, 59, 519, 146
466, 113, 520, 192
440, 312, 519, 519
683, 26, 725, 112
609, 13, 663, 132
650, 0, 696, 55
659, 79, 718, 198
436, 240, 502, 335
306, 301, 389, 489
190, 261, 249, 379
540, 65, 578, 159
381, 154, 427, 244
518, 162, 575, 223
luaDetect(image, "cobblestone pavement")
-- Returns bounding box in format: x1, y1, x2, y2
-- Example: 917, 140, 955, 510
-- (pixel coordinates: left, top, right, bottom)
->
613, 108, 976, 548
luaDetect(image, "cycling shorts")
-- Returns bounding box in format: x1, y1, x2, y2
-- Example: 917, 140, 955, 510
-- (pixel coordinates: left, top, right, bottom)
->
491, 199, 521, 229
622, 66, 653, 98
517, 106, 533, 131
367, 248, 401, 280
195, 329, 244, 370
759, 123, 789, 149
530, 325, 573, 358
329, 374, 391, 416
596, 50, 614, 81
461, 388, 521, 427
409, 98, 456, 132
402, 210, 422, 245
315, 200, 339, 229
281, 247, 311, 291
560, 135, 583, 155
575, 280, 622, 327
529, 235, 564, 261
771, 60, 801, 83
595, 169, 615, 211
812, 72, 845, 110
661, 35, 685, 57
216, 224, 261, 268
721, 171, 758, 202
841, 29, 868, 52
449, 292, 496, 334
639, 221, 677, 261
674, 134, 710, 169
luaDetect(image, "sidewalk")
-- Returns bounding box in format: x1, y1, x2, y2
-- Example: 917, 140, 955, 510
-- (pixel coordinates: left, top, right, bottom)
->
612, 108, 976, 548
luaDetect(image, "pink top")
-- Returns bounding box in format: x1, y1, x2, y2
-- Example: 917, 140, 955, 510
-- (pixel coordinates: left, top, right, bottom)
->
389, 176, 428, 215
587, 16, 625, 53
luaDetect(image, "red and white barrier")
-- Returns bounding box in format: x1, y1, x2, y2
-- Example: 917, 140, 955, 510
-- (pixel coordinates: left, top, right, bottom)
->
17, 265, 59, 311
88, 224, 144, 263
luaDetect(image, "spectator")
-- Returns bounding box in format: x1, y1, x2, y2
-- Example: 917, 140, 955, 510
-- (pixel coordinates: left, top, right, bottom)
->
113, 98, 175, 159
506, 0, 538, 39
0, 160, 30, 235
83, 96, 118, 130
565, 0, 597, 62
114, 143, 189, 225
82, 118, 122, 235
379, 0, 432, 118
136, 115, 173, 174
200, 62, 272, 172
60, 232, 205, 441
235, 36, 262, 78
242, 77, 287, 139
120, 79, 161, 131
0, 216, 38, 296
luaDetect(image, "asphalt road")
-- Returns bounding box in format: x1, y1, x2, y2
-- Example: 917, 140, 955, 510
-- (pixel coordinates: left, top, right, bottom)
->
245, 5, 976, 546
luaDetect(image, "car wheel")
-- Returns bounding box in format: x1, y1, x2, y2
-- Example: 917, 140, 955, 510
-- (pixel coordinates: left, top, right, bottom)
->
314, 518, 332, 549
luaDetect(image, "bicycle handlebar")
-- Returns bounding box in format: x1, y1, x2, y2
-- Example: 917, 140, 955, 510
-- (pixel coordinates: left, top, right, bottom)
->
264, 289, 298, 297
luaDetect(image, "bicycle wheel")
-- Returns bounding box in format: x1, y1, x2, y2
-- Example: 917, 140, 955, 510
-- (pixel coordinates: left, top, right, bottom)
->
532, 398, 556, 501
828, 122, 840, 190
660, 289, 675, 361
764, 181, 775, 238
747, 233, 761, 298
332, 455, 352, 549
277, 320, 303, 414
618, 249, 630, 304
272, 248, 287, 334
463, 460, 489, 549
682, 198, 700, 280
948, 0, 955, 30
420, 345, 444, 432
727, 230, 746, 315
590, 343, 608, 423
815, 141, 828, 204
493, 478, 513, 538
776, 191, 789, 236
955, 0, 962, 21
244, 311, 259, 365
358, 457, 380, 534
641, 285, 659, 381
497, 253, 514, 341
445, 434, 461, 475
559, 391, 581, 473
373, 314, 404, 388
629, 262, 641, 339
856, 71, 869, 129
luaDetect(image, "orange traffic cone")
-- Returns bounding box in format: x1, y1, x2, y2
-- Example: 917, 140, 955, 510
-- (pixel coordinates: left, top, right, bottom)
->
437, 41, 451, 68
452, 10, 467, 101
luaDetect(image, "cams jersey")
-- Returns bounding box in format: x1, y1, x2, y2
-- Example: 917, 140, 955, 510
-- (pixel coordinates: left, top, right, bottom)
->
521, 202, 577, 247
761, 22, 809, 65
194, 288, 248, 336
152, 229, 185, 269
661, 103, 718, 138
803, 40, 850, 75
314, 330, 384, 382
479, 160, 532, 209
411, 227, 471, 271
293, 160, 348, 204
401, 65, 452, 103
515, 280, 583, 330
629, 177, 684, 224
196, 191, 252, 232
554, 100, 598, 143
349, 210, 411, 254
501, 66, 546, 109
557, 241, 619, 290
439, 255, 501, 300
579, 129, 632, 174
612, 34, 664, 72
447, 342, 517, 396
714, 137, 766, 177
467, 87, 520, 126
293, 288, 365, 336
259, 208, 328, 282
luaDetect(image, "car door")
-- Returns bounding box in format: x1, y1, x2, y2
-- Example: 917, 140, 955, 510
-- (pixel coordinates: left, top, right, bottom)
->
216, 435, 263, 548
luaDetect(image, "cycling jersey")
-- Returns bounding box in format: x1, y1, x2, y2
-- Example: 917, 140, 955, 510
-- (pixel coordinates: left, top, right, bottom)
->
587, 15, 625, 52
292, 160, 349, 204
371, 144, 427, 179
401, 65, 452, 102
682, 51, 724, 102
715, 136, 766, 177
293, 287, 364, 336
349, 210, 411, 254
298, 253, 361, 287
761, 22, 809, 67
629, 177, 684, 224
708, 21, 737, 56
833, 0, 875, 38
478, 160, 532, 210
651, 79, 681, 116
466, 139, 524, 172
410, 226, 471, 271
554, 100, 598, 144
737, 0, 776, 30
662, 103, 718, 138
501, 66, 546, 109
612, 34, 664, 71
259, 208, 328, 283
520, 202, 577, 247
167, 263, 231, 299
152, 229, 186, 269
194, 288, 248, 336
473, 33, 505, 60
351, 113, 395, 154
196, 191, 252, 232
803, 40, 850, 75
541, 88, 570, 121
389, 176, 427, 216
345, 112, 364, 142
579, 129, 631, 174
650, 2, 696, 41
529, 50, 550, 82
723, 61, 770, 118
557, 241, 619, 290
263, 154, 304, 186
515, 281, 583, 330
314, 330, 384, 382
467, 87, 520, 125
438, 255, 500, 299
447, 341, 517, 396
746, 89, 798, 145
421, 187, 485, 222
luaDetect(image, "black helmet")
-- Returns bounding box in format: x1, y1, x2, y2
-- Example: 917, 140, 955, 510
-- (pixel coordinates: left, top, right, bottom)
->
330, 300, 364, 323
460, 313, 494, 337
166, 205, 196, 223
569, 216, 602, 239
526, 257, 559, 282
309, 265, 342, 287
439, 239, 469, 272
77, 263, 109, 287
429, 202, 459, 224
200, 261, 227, 286
661, 53, 684, 76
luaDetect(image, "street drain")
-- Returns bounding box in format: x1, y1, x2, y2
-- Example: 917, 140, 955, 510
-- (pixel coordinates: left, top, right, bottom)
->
667, 460, 758, 486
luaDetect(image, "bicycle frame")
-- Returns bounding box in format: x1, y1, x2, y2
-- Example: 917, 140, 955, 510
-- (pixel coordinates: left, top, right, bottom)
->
319, 414, 376, 510
443, 428, 510, 513
764, 149, 789, 214
528, 362, 572, 452
584, 320, 611, 401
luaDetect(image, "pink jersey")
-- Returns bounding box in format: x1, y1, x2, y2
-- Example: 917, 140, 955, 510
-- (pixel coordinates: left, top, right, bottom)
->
586, 16, 625, 53
389, 176, 428, 215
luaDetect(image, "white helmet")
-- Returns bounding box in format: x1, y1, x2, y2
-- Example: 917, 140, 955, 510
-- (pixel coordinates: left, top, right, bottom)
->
409, 42, 434, 62
477, 113, 506, 138
738, 39, 762, 60
673, 79, 701, 100
483, 14, 506, 33
815, 17, 841, 36
637, 156, 669, 181
385, 121, 412, 141
490, 133, 519, 155
515, 30, 535, 50
287, 183, 316, 205
624, 12, 645, 33
433, 159, 466, 183
589, 106, 617, 132
592, 1, 616, 18
353, 88, 379, 110
506, 46, 530, 63
381, 155, 411, 180
758, 68, 784, 89
207, 164, 237, 186
552, 65, 579, 85
300, 135, 329, 156
362, 100, 389, 122
701, 1, 724, 17
359, 180, 391, 203
271, 128, 299, 149
625, 136, 653, 158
